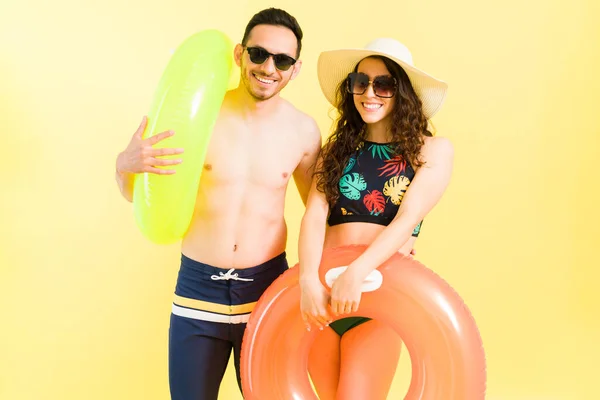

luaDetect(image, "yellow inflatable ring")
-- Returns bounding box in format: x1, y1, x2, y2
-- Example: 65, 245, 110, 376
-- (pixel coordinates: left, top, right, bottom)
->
133, 29, 233, 244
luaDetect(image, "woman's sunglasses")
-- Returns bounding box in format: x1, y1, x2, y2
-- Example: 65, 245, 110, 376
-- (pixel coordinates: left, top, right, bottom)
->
244, 46, 297, 71
347, 72, 397, 98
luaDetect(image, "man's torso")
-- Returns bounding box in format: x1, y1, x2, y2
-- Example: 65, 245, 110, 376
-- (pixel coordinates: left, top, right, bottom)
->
181, 94, 313, 268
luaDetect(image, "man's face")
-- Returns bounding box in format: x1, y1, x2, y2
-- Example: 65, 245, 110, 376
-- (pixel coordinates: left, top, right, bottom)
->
235, 24, 301, 101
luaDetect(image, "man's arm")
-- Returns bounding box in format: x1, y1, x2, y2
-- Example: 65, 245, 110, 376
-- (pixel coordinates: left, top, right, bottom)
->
293, 117, 322, 206
115, 116, 184, 202
115, 160, 135, 202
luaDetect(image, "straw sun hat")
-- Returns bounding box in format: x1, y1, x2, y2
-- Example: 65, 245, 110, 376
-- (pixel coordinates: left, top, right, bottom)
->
317, 38, 448, 119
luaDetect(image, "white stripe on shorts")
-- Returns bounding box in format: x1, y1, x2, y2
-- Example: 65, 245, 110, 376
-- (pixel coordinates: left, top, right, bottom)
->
171, 304, 251, 324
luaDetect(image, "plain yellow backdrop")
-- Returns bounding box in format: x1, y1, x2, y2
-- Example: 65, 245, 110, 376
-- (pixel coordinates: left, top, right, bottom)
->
1, 0, 599, 399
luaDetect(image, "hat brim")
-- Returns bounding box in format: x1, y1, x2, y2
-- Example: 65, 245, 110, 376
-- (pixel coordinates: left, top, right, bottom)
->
317, 48, 448, 119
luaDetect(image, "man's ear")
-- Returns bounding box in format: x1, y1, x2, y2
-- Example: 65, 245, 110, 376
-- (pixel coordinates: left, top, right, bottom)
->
234, 44, 244, 67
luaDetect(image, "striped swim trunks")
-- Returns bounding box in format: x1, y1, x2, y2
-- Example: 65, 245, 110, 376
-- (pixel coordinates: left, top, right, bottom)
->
168, 252, 288, 400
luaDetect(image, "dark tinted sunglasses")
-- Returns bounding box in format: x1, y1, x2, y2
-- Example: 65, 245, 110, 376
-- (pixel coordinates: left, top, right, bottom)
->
347, 72, 397, 98
245, 46, 297, 71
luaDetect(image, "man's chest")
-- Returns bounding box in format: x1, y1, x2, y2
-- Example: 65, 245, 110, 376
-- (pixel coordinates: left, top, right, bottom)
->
200, 127, 303, 189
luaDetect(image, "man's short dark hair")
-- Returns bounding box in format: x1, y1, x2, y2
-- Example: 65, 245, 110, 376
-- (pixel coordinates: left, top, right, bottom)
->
241, 8, 303, 58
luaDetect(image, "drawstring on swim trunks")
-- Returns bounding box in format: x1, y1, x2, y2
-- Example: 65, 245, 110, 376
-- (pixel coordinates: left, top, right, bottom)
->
210, 268, 254, 282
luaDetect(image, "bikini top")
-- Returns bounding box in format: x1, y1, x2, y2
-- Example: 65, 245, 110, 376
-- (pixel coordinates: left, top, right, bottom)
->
327, 140, 423, 237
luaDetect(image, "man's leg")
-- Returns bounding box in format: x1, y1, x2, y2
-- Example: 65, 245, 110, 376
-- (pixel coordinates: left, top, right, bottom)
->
229, 252, 290, 396
231, 323, 247, 394
169, 314, 232, 400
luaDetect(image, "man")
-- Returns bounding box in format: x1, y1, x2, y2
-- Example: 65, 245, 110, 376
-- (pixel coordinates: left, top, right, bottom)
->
115, 8, 322, 399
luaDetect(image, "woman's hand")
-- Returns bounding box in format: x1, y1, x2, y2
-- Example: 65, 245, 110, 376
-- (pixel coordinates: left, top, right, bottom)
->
330, 268, 363, 316
300, 277, 332, 331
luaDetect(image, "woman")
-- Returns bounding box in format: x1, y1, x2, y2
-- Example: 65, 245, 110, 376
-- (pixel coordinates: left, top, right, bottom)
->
298, 38, 454, 399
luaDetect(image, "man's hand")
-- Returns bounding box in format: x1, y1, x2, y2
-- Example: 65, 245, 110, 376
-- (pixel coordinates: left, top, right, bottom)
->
116, 116, 184, 175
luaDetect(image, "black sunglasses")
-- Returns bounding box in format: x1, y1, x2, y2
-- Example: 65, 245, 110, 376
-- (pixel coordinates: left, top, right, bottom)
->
347, 72, 397, 98
244, 46, 297, 71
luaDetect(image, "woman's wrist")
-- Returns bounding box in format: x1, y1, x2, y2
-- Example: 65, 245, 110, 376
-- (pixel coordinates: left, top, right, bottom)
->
299, 271, 320, 285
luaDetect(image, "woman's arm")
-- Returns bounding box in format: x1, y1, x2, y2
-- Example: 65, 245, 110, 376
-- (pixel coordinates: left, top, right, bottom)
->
298, 156, 334, 328
330, 136, 454, 314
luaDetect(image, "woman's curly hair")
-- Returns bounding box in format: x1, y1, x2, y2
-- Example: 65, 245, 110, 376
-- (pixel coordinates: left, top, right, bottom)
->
314, 55, 433, 206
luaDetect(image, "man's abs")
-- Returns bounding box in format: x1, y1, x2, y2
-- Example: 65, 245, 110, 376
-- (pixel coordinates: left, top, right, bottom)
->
181, 183, 288, 269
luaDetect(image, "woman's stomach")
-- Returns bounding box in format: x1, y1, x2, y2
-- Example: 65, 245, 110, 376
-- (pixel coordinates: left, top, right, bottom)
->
323, 222, 416, 256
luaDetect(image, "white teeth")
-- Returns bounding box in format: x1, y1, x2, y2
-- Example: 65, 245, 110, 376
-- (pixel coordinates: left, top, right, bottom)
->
363, 103, 382, 110
254, 74, 275, 84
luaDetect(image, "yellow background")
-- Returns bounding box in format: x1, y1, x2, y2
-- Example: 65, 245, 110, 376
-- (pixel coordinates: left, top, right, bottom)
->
1, 0, 598, 399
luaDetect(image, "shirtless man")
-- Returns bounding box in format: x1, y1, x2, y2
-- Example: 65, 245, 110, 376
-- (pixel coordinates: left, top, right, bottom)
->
114, 8, 321, 400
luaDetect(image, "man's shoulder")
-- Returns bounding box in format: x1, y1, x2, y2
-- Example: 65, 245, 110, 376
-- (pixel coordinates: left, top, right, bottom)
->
279, 99, 321, 142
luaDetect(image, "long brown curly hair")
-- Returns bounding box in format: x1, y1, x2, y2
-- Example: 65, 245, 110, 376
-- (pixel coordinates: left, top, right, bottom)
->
315, 55, 433, 206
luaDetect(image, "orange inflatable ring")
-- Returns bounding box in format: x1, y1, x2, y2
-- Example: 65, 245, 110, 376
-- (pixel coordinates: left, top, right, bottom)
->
240, 245, 486, 399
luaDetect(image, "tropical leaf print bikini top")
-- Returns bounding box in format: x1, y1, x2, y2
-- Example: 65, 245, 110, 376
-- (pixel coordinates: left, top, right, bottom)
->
327, 140, 423, 237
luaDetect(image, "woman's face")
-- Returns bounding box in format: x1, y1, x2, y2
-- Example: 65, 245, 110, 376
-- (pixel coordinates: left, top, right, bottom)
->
351, 57, 397, 127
